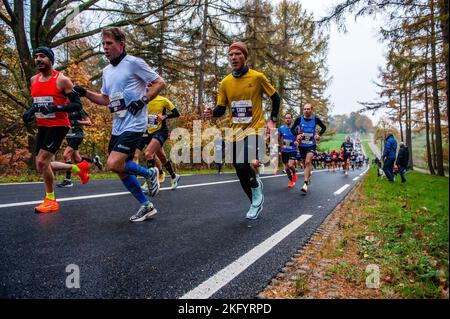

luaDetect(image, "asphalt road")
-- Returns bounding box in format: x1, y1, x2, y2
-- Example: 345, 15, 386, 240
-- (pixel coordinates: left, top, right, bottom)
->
0, 166, 368, 299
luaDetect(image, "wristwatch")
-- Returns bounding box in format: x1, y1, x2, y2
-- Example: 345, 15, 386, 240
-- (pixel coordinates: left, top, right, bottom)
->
141, 96, 149, 104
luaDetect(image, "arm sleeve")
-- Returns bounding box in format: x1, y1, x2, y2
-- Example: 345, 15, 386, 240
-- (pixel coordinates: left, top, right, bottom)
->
213, 106, 226, 117
56, 91, 82, 112
270, 92, 280, 121
290, 117, 301, 136
166, 108, 180, 119
315, 117, 327, 136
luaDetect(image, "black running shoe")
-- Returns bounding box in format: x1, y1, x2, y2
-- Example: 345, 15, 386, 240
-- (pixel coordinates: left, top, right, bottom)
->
57, 179, 73, 188
93, 155, 103, 170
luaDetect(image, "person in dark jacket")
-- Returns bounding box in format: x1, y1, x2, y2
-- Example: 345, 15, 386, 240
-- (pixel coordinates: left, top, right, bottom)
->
382, 131, 397, 182
395, 142, 409, 183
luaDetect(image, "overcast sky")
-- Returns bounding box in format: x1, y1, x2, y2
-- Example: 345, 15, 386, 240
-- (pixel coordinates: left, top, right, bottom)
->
298, 0, 387, 125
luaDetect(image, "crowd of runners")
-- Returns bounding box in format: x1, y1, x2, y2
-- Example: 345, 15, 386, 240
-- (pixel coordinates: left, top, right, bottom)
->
22, 27, 368, 223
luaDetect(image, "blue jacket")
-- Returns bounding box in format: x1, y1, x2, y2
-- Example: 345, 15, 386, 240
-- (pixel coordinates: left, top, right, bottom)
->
383, 134, 397, 160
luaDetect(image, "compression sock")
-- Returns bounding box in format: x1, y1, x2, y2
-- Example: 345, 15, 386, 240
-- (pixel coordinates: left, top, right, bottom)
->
121, 175, 150, 205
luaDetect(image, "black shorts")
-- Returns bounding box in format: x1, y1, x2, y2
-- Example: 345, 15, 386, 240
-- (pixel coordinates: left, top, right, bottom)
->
299, 145, 317, 160
35, 126, 69, 155
136, 130, 168, 151
232, 135, 265, 165
108, 131, 144, 160
344, 153, 351, 161
281, 151, 297, 164
67, 137, 83, 151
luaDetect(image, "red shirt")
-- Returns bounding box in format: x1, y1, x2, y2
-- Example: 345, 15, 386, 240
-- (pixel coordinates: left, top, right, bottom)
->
30, 70, 70, 127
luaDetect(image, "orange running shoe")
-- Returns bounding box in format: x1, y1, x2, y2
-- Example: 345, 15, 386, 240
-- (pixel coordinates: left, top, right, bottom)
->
288, 180, 295, 188
35, 197, 59, 213
292, 173, 298, 183
76, 160, 90, 185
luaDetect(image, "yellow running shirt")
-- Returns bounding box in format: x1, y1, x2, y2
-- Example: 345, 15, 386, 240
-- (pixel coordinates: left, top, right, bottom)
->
146, 95, 175, 134
217, 69, 276, 141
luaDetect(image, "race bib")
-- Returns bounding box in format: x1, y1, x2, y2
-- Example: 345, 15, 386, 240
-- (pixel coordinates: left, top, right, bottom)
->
283, 139, 293, 148
33, 96, 56, 119
109, 92, 127, 118
301, 132, 314, 145
231, 100, 252, 124
147, 114, 158, 128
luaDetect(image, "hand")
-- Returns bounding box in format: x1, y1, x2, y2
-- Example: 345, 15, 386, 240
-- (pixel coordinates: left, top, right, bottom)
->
22, 105, 38, 123
296, 134, 302, 142
127, 99, 146, 116
38, 104, 57, 115
203, 105, 212, 118
156, 114, 165, 122
315, 135, 321, 142
73, 85, 87, 97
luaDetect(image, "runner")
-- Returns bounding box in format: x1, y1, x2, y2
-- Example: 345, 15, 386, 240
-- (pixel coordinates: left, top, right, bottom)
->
214, 137, 225, 175
22, 46, 90, 213
72, 27, 164, 222
278, 113, 298, 188
57, 108, 103, 188
330, 149, 339, 172
324, 151, 333, 172
350, 150, 357, 170
204, 41, 280, 220
340, 136, 354, 176
136, 95, 180, 192
291, 103, 326, 193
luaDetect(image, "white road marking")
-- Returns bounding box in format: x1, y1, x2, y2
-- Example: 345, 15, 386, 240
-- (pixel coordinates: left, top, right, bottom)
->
180, 214, 313, 299
334, 184, 350, 195
0, 170, 330, 209
353, 177, 359, 181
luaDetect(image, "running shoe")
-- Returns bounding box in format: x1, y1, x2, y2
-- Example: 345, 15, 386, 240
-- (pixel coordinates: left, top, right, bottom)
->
57, 179, 73, 188
75, 160, 90, 185
93, 155, 103, 170
171, 174, 180, 190
246, 179, 264, 220
301, 182, 308, 193
288, 180, 295, 188
129, 204, 157, 222
35, 197, 59, 213
345, 170, 348, 176
292, 173, 298, 183
146, 167, 160, 197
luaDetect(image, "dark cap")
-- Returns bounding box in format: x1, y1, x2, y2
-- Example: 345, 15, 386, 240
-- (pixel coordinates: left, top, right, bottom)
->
34, 46, 55, 65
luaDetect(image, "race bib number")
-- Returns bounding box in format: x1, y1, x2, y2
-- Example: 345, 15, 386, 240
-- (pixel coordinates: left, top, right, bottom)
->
301, 132, 314, 145
231, 100, 252, 124
283, 139, 293, 148
33, 96, 56, 118
147, 115, 158, 128
109, 92, 127, 118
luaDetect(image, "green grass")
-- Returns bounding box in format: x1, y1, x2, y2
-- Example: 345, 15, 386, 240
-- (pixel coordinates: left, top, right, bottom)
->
318, 133, 347, 153
358, 168, 449, 298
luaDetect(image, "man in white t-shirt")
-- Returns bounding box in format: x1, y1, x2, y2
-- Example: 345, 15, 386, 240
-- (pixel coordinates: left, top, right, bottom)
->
73, 27, 165, 222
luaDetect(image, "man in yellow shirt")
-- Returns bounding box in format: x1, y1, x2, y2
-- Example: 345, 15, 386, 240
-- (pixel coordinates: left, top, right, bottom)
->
204, 41, 280, 220
134, 95, 180, 194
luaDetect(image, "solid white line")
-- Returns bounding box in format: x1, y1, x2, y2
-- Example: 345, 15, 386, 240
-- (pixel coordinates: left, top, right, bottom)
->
0, 170, 332, 209
334, 184, 350, 195
353, 177, 359, 181
180, 214, 313, 299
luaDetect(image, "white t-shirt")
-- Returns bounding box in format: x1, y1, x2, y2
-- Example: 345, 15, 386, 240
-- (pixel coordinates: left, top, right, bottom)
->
101, 54, 158, 136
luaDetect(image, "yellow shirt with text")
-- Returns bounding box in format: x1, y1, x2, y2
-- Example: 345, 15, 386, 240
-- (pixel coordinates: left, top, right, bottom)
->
217, 69, 276, 141
146, 95, 175, 134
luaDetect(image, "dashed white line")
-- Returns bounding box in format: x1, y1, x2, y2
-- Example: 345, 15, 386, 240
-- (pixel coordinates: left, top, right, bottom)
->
353, 177, 359, 181
334, 184, 350, 195
180, 214, 313, 299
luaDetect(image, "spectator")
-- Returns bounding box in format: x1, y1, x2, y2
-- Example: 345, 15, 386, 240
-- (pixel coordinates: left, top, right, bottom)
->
395, 142, 409, 183
382, 131, 398, 182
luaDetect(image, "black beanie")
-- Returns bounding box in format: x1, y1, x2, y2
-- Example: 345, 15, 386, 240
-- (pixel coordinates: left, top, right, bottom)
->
34, 46, 55, 65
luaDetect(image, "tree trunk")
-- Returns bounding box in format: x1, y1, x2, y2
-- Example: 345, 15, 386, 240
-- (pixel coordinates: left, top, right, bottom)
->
399, 93, 404, 142
437, 0, 449, 142
197, 0, 209, 115
157, 0, 167, 76
430, 0, 445, 176
425, 65, 436, 174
